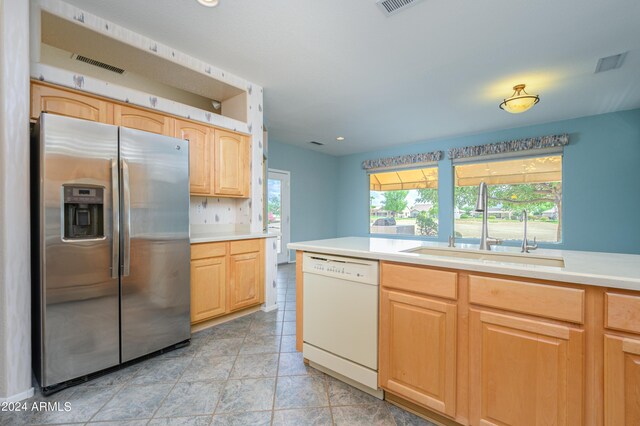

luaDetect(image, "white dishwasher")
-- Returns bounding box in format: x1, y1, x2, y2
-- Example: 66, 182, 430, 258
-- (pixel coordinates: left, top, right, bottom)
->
302, 252, 382, 398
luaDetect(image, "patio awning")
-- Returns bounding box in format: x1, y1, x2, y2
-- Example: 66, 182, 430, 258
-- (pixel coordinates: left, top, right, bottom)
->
455, 155, 562, 187
370, 167, 438, 191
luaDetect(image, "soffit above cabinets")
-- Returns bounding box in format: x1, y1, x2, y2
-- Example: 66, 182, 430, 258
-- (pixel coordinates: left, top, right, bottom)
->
40, 11, 244, 103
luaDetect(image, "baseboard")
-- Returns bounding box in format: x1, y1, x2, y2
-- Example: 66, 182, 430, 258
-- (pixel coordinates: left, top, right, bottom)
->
0, 387, 34, 403
385, 392, 462, 426
191, 305, 261, 333
261, 303, 278, 313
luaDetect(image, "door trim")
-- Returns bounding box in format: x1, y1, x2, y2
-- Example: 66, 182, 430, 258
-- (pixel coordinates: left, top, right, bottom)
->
268, 169, 291, 264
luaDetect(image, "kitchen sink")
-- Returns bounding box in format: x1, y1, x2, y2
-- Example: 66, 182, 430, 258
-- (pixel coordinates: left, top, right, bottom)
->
402, 246, 565, 268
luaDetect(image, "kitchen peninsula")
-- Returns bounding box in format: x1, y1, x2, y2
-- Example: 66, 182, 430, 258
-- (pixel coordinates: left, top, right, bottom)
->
290, 237, 640, 426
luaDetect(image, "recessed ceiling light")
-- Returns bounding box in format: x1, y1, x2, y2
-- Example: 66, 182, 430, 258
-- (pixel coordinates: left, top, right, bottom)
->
336, 136, 345, 141
197, 0, 219, 7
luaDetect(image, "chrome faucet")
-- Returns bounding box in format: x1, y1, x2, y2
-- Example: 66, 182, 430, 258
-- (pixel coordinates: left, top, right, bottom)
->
521, 210, 538, 253
475, 182, 503, 251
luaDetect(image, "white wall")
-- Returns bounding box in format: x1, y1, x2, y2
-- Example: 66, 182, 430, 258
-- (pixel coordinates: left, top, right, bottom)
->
0, 0, 34, 402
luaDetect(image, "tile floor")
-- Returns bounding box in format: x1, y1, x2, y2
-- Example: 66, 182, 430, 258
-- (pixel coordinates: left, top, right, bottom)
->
2, 264, 434, 426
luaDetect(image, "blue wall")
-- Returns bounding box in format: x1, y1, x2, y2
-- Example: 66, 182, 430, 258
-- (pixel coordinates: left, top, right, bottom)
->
336, 109, 640, 254
268, 141, 340, 258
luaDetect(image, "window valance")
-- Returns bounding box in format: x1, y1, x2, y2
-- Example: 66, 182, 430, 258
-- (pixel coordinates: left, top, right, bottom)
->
362, 151, 443, 171
448, 134, 569, 161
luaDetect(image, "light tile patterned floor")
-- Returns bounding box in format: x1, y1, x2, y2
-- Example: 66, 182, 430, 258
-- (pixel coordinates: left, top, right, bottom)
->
2, 264, 434, 426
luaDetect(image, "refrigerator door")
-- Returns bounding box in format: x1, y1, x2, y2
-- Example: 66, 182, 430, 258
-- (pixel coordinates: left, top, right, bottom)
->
36, 114, 120, 387
119, 127, 190, 362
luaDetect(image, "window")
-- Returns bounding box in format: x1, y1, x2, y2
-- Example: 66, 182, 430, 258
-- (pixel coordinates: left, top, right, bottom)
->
454, 155, 562, 243
369, 167, 438, 236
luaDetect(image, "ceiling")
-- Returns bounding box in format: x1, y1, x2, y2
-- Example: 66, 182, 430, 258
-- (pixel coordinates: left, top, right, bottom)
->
62, 0, 640, 156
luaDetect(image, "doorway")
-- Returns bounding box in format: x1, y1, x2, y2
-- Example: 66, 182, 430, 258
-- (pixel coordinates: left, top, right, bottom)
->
268, 169, 291, 264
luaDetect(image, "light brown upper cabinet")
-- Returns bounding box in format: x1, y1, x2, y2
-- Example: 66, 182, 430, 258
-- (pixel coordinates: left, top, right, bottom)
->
175, 119, 213, 195
31, 82, 113, 124
214, 129, 250, 198
31, 81, 252, 199
114, 104, 173, 136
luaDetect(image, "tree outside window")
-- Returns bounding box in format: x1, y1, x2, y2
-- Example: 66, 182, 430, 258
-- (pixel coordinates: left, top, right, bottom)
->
370, 167, 438, 236
454, 155, 562, 243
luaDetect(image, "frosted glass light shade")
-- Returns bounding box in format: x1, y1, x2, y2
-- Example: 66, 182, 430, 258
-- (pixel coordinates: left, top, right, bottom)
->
197, 0, 219, 7
499, 84, 540, 114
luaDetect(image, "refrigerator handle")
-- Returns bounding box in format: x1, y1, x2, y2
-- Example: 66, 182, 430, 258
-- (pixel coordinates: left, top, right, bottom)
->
111, 158, 120, 279
121, 159, 131, 277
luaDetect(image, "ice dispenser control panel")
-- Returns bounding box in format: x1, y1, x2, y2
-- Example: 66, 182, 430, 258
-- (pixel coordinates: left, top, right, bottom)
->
63, 185, 105, 240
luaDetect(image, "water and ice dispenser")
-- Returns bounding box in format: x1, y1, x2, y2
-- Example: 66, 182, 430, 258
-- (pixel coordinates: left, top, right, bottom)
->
62, 185, 105, 240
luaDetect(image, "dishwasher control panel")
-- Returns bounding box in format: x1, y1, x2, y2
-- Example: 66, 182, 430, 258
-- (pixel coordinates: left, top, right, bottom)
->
302, 252, 379, 285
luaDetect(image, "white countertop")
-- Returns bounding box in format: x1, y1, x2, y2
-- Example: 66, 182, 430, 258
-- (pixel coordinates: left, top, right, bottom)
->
288, 237, 640, 291
191, 230, 277, 244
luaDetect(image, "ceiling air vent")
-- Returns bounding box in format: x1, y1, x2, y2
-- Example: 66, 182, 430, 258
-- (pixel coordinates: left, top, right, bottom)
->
595, 52, 627, 73
73, 54, 125, 74
376, 0, 424, 17
309, 141, 324, 146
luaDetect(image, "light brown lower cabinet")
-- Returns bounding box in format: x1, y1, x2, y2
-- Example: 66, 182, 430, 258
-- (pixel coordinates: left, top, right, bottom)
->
190, 255, 226, 323
379, 289, 457, 417
377, 261, 640, 426
604, 334, 640, 425
190, 239, 264, 324
469, 309, 584, 426
228, 251, 261, 312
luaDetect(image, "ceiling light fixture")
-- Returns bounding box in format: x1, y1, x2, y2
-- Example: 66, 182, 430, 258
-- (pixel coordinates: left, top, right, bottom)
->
336, 136, 345, 141
499, 84, 540, 114
197, 0, 219, 7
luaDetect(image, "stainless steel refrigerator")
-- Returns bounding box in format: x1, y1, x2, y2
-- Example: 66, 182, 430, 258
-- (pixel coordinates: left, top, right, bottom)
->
31, 113, 191, 393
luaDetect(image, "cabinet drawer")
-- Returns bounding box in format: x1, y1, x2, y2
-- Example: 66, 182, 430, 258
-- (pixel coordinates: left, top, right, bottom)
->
191, 242, 226, 260
469, 275, 584, 323
606, 292, 640, 334
381, 262, 457, 300
230, 239, 261, 255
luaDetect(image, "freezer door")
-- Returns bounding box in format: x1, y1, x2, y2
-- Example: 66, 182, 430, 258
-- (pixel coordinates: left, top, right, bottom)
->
119, 127, 190, 362
36, 114, 120, 387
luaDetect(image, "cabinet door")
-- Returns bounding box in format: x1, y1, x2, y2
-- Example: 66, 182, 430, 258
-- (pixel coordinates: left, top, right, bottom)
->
114, 104, 173, 136
175, 119, 212, 195
31, 83, 113, 123
469, 310, 584, 426
190, 255, 226, 323
379, 289, 457, 417
604, 334, 640, 425
214, 130, 249, 197
228, 251, 261, 311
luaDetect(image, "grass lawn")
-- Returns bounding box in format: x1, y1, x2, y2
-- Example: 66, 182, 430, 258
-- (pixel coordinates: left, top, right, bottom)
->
371, 217, 560, 242
455, 219, 559, 242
